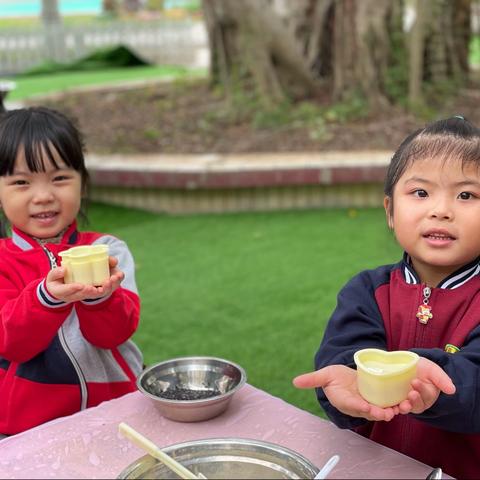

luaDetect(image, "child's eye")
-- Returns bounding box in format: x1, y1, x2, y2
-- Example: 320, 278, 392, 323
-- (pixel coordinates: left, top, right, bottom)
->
413, 189, 428, 198
11, 179, 28, 186
458, 191, 475, 200
53, 175, 69, 182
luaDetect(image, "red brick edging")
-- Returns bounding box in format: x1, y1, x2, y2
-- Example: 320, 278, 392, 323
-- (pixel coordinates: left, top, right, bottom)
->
88, 164, 388, 190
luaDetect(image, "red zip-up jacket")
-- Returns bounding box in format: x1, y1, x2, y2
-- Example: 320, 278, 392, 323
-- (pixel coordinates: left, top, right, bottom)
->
315, 254, 480, 479
0, 222, 143, 435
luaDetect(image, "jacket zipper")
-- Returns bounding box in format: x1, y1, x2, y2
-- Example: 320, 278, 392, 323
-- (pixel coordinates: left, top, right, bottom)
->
401, 284, 433, 453
42, 245, 57, 268
416, 284, 433, 346
42, 245, 88, 410
416, 285, 433, 325
58, 325, 88, 410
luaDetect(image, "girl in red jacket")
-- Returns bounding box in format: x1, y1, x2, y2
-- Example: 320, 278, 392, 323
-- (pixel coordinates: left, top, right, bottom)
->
0, 107, 143, 436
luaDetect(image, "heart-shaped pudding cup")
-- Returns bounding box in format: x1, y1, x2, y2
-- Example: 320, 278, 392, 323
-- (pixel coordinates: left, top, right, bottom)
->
354, 348, 419, 408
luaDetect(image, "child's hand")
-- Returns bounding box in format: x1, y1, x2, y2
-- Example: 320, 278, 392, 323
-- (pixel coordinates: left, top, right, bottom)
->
293, 365, 399, 422
95, 256, 125, 298
46, 256, 125, 303
398, 357, 456, 415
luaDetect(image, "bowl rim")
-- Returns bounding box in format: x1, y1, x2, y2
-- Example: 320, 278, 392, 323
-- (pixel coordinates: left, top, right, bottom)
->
136, 355, 247, 405
117, 436, 320, 479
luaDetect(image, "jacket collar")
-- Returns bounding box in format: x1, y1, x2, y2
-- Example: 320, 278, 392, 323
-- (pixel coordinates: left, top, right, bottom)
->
11, 222, 78, 251
402, 252, 480, 289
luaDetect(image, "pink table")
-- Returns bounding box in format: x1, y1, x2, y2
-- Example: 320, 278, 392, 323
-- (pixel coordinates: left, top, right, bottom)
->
0, 384, 445, 479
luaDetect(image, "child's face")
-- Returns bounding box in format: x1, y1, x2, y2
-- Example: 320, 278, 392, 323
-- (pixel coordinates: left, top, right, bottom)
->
0, 147, 82, 239
384, 156, 480, 285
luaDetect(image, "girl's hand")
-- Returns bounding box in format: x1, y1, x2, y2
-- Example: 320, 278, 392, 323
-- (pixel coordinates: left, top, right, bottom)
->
94, 256, 125, 298
398, 357, 456, 415
293, 365, 399, 422
46, 256, 125, 303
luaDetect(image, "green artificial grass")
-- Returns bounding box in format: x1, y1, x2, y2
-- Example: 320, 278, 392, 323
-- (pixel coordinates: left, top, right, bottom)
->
87, 202, 401, 416
7, 65, 206, 101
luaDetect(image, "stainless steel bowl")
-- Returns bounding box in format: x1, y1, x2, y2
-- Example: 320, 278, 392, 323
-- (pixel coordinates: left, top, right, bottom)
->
118, 438, 319, 479
137, 356, 247, 422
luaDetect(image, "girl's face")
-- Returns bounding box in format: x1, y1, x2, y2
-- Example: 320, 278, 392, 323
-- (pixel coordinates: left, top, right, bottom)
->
384, 156, 480, 286
0, 147, 82, 239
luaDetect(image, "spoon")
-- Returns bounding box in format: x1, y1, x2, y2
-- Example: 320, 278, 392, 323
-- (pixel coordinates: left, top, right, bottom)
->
314, 454, 340, 479
119, 422, 206, 479
426, 467, 442, 479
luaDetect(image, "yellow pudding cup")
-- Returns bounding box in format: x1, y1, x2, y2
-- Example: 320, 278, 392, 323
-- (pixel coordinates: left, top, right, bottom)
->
354, 348, 419, 408
59, 245, 109, 286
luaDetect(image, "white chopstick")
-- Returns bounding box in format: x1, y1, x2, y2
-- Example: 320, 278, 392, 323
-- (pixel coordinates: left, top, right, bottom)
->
314, 454, 340, 479
118, 422, 206, 479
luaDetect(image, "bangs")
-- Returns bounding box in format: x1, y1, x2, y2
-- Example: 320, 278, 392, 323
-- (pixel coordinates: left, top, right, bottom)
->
18, 113, 77, 173
403, 132, 480, 168
23, 140, 68, 173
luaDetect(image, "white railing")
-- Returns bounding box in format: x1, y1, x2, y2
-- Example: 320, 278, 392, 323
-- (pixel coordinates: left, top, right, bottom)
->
0, 19, 209, 75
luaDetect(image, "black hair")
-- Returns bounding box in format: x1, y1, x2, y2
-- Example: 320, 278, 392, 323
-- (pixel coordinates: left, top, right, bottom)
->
384, 116, 480, 214
0, 106, 90, 236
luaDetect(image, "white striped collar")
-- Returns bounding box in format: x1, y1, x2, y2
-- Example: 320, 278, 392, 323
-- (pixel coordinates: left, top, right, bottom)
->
402, 253, 480, 289
12, 230, 34, 251
11, 223, 79, 251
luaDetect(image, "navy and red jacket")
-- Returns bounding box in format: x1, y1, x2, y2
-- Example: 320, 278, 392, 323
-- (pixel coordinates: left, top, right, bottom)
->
315, 254, 480, 479
0, 222, 143, 435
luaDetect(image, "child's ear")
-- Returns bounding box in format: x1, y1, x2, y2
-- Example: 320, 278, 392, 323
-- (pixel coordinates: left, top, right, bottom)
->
383, 196, 394, 229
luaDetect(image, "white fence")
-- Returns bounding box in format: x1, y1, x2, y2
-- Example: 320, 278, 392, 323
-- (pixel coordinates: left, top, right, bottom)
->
0, 20, 209, 75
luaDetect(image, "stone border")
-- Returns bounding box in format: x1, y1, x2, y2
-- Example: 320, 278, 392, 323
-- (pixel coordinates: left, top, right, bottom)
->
86, 151, 391, 190
86, 151, 392, 213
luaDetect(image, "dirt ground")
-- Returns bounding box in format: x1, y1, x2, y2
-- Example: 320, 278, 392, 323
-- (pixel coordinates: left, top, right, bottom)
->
27, 77, 480, 155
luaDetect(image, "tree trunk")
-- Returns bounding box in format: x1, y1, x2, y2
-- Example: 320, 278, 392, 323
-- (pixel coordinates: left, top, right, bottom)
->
409, 0, 429, 104
305, 0, 335, 78
201, 0, 471, 113
123, 0, 143, 13
409, 0, 471, 104
332, 0, 356, 102
202, 0, 316, 106
41, 0, 65, 63
452, 0, 471, 73
102, 0, 120, 16
41, 0, 61, 25
271, 0, 335, 79
332, 0, 399, 109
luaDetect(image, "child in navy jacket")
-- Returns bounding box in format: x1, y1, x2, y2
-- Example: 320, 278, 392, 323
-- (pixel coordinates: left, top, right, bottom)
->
294, 116, 480, 479
0, 107, 143, 435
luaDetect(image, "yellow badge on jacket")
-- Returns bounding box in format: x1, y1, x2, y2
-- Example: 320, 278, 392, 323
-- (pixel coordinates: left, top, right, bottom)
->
444, 344, 460, 354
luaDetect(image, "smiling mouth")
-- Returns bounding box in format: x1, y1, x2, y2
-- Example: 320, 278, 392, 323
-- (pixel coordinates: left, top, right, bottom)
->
32, 212, 57, 219
423, 233, 455, 241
